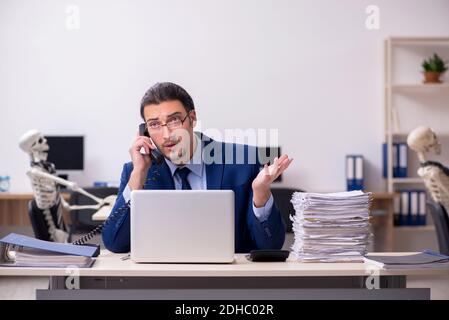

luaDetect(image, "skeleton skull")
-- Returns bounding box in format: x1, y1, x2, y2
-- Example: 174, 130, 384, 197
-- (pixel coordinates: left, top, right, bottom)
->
19, 130, 50, 162
407, 126, 441, 162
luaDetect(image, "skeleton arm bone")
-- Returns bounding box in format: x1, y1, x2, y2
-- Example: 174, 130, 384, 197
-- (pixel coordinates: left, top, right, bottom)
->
59, 196, 105, 210
29, 168, 104, 204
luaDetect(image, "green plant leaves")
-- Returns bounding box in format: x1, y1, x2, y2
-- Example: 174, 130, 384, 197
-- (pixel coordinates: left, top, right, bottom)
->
422, 53, 448, 72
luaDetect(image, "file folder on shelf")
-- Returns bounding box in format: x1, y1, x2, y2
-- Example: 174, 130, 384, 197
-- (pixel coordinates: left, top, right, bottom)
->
383, 143, 397, 178
410, 191, 418, 225
383, 143, 408, 178
346, 155, 364, 191
400, 191, 409, 226
398, 143, 408, 178
418, 191, 427, 225
395, 190, 427, 226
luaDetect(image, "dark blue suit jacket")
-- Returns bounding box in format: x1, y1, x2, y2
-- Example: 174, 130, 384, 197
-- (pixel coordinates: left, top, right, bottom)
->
102, 134, 286, 253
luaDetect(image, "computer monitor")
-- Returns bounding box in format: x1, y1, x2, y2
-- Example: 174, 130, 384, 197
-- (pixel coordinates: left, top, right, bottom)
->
45, 136, 84, 171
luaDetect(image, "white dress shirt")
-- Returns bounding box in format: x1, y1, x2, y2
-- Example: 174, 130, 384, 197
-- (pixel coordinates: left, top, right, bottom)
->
122, 135, 274, 222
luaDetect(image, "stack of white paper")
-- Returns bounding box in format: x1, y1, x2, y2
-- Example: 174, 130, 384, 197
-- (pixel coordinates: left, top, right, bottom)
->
290, 190, 372, 263
10, 247, 95, 268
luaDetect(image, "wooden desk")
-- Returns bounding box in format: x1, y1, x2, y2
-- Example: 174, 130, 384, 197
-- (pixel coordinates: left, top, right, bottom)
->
370, 192, 397, 252
1, 252, 446, 300
0, 193, 71, 226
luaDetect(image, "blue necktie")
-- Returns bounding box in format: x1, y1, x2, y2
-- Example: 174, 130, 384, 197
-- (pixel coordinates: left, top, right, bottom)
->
175, 167, 192, 190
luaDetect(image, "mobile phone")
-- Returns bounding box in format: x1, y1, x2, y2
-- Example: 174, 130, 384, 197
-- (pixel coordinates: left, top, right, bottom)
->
246, 250, 290, 262
138, 123, 164, 165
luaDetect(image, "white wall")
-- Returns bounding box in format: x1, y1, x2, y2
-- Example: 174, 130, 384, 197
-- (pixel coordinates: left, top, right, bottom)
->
1, 0, 449, 193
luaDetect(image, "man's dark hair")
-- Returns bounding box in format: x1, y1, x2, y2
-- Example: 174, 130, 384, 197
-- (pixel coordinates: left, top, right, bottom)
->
140, 82, 195, 119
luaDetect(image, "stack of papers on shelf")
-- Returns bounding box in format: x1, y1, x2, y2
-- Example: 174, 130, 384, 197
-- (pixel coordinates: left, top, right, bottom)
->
364, 251, 449, 269
290, 190, 372, 263
0, 233, 99, 268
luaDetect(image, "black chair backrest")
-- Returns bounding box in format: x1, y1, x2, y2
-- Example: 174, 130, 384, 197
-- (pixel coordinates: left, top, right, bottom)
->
426, 201, 449, 255
69, 187, 118, 233
28, 198, 69, 241
271, 187, 304, 233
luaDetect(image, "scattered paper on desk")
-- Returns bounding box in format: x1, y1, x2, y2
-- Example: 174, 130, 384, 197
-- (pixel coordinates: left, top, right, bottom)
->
290, 190, 372, 263
363, 251, 449, 269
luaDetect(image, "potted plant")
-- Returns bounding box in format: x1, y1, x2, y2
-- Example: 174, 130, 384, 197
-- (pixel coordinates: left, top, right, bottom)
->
421, 53, 448, 83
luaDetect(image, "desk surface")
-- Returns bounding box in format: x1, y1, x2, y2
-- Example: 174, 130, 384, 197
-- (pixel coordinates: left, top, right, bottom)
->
1, 252, 449, 277
0, 192, 71, 200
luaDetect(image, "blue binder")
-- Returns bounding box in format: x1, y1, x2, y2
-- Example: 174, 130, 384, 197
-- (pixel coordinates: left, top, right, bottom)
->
382, 143, 400, 178
397, 190, 426, 226
418, 191, 427, 225
399, 191, 409, 226
397, 143, 408, 178
0, 233, 99, 257
346, 155, 364, 191
410, 191, 419, 225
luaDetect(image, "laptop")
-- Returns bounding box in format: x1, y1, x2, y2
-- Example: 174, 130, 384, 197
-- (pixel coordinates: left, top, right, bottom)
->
130, 190, 235, 263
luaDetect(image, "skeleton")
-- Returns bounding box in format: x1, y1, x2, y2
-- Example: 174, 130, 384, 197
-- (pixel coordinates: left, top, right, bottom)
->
19, 130, 116, 243
407, 126, 449, 216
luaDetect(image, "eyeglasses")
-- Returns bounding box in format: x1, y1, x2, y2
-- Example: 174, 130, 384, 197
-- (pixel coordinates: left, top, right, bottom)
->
144, 111, 191, 132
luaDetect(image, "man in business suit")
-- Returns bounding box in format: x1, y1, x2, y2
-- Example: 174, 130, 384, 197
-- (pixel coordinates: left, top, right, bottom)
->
102, 82, 293, 253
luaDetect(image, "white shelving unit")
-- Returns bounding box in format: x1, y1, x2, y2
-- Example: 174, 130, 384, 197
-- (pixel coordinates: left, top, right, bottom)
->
384, 37, 449, 237
384, 37, 449, 193
390, 83, 449, 91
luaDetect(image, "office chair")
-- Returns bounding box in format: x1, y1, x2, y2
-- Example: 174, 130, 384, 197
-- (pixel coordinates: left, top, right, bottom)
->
28, 198, 71, 242
271, 187, 305, 233
69, 187, 119, 234
426, 201, 449, 255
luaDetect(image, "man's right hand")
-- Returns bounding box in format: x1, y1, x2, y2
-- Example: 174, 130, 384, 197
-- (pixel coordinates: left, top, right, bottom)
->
128, 132, 157, 190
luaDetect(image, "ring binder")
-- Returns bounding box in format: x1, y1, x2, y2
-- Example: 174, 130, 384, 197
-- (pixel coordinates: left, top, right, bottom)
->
0, 233, 99, 268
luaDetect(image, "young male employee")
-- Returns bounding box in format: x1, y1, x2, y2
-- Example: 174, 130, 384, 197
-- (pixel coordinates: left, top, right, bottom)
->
102, 82, 293, 253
